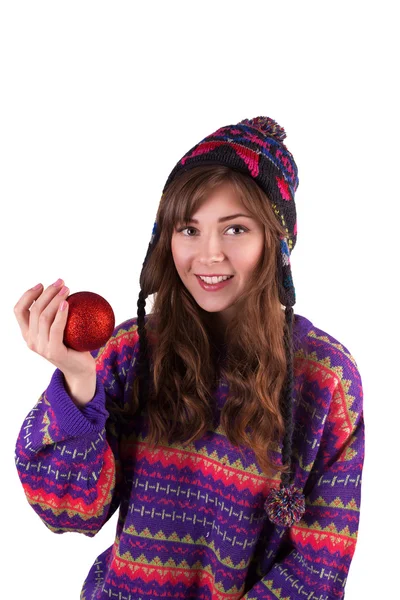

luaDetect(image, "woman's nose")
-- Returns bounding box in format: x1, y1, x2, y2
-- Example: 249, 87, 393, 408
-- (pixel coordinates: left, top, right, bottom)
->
198, 236, 225, 261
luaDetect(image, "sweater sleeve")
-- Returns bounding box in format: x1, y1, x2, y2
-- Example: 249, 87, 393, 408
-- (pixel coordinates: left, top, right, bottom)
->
14, 318, 139, 537
242, 341, 365, 599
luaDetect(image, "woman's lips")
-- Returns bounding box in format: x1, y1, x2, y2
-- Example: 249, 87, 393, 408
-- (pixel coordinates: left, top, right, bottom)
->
195, 275, 234, 291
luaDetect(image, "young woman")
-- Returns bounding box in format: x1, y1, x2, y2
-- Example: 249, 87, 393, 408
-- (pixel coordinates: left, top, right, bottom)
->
14, 116, 365, 599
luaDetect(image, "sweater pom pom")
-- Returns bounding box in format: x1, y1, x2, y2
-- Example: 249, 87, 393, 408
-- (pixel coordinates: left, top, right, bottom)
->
264, 484, 305, 527
239, 116, 287, 143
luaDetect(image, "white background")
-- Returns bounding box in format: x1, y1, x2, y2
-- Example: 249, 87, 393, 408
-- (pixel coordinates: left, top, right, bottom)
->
1, 1, 398, 598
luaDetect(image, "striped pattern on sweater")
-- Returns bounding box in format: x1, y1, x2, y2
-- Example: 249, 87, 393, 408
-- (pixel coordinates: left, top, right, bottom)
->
15, 314, 364, 599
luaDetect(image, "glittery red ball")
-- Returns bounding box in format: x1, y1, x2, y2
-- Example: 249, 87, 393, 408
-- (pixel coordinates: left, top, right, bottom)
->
63, 291, 115, 352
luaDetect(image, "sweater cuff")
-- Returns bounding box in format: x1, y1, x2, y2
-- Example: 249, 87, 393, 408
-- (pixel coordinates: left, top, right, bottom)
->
45, 368, 110, 437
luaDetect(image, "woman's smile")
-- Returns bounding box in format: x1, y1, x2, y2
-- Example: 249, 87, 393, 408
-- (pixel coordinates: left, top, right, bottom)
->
195, 274, 235, 291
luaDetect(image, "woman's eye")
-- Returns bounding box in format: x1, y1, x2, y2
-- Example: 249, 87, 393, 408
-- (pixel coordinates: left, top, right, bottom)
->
228, 225, 247, 235
178, 225, 247, 236
179, 227, 196, 236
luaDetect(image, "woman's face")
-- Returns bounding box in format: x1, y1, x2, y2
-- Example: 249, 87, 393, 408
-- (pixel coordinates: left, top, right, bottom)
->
171, 182, 265, 327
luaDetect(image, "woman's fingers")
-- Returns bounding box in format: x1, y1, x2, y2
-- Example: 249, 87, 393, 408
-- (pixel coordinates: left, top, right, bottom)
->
14, 279, 65, 349
13, 283, 45, 344
26, 279, 66, 348
36, 284, 70, 359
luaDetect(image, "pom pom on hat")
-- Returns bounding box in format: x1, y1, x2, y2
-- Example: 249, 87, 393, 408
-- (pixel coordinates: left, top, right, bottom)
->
239, 116, 287, 143
264, 483, 306, 527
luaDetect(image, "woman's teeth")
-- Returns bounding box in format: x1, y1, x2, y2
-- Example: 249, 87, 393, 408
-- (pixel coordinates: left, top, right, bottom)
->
198, 275, 233, 284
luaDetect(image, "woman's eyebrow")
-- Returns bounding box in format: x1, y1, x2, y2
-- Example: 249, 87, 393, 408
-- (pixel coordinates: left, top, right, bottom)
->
187, 213, 253, 224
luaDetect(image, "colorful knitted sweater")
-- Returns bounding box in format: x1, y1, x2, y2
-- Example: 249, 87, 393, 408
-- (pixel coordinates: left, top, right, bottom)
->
15, 314, 364, 599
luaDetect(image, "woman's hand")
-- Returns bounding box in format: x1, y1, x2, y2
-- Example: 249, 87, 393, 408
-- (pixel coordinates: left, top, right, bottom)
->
14, 279, 96, 381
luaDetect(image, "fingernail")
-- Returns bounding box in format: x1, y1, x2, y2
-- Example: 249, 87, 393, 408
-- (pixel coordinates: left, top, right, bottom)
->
52, 278, 63, 287
58, 285, 69, 296
32, 283, 42, 290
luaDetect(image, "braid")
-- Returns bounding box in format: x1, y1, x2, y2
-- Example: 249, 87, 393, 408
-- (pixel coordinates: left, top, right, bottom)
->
280, 305, 295, 488
135, 219, 162, 412
136, 288, 150, 412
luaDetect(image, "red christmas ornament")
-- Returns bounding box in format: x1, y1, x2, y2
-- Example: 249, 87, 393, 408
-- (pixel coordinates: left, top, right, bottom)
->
63, 291, 115, 352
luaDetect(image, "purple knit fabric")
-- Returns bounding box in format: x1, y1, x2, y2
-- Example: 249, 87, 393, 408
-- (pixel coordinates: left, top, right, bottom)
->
15, 314, 365, 599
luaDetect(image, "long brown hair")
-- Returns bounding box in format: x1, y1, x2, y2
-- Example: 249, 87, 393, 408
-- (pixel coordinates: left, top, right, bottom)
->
116, 164, 292, 479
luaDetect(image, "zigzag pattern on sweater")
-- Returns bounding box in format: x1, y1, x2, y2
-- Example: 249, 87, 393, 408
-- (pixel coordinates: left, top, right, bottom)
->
15, 314, 364, 599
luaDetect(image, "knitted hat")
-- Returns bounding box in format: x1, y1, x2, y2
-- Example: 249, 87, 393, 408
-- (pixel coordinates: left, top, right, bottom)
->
136, 116, 306, 527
